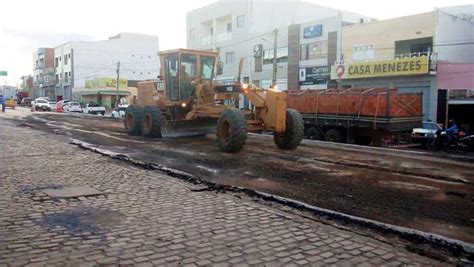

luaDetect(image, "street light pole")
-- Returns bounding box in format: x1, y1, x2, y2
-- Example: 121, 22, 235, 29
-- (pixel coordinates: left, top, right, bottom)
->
272, 28, 278, 88
115, 61, 120, 110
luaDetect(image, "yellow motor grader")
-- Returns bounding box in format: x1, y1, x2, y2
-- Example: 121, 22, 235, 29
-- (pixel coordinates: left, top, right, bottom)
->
124, 48, 303, 153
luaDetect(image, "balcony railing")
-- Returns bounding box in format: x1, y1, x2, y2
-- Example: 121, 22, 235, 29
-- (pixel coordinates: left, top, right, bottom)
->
201, 36, 213, 46
216, 32, 232, 42
200, 32, 233, 47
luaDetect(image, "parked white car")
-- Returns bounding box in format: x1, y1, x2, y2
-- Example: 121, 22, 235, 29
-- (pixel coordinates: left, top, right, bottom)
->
412, 121, 442, 147
83, 103, 106, 115
32, 98, 51, 111
63, 102, 82, 113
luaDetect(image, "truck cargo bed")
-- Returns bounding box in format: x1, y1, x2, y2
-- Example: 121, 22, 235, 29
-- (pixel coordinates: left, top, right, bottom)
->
287, 88, 423, 130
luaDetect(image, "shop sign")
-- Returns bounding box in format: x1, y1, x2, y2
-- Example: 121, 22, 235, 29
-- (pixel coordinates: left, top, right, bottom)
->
331, 56, 429, 79
299, 66, 330, 85
303, 25, 323, 38
85, 77, 128, 88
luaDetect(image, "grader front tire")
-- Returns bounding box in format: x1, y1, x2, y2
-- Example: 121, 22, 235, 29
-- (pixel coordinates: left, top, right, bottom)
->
216, 109, 247, 153
274, 109, 304, 150
142, 106, 162, 138
124, 106, 143, 136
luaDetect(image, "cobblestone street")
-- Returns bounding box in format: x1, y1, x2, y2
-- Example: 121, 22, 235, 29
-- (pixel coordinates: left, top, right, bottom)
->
0, 119, 443, 266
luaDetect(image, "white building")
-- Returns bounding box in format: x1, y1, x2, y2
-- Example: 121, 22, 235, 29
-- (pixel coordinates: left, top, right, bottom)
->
435, 5, 474, 63
54, 32, 159, 100
186, 0, 373, 93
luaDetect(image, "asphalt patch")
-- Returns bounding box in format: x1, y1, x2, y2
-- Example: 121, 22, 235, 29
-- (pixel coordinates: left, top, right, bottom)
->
38, 207, 124, 237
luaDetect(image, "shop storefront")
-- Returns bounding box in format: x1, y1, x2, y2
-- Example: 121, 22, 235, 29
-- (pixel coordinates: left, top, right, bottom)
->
436, 62, 474, 132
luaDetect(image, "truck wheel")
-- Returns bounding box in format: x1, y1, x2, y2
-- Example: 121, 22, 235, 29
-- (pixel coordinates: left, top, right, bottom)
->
325, 128, 344, 143
274, 109, 304, 150
217, 108, 247, 153
124, 106, 143, 136
305, 126, 324, 140
142, 106, 162, 138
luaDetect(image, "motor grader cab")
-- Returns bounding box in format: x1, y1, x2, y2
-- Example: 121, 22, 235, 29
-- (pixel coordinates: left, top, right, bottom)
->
124, 48, 304, 153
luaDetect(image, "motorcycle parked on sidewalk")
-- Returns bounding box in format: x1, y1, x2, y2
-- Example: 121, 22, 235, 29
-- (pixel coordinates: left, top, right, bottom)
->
426, 129, 471, 154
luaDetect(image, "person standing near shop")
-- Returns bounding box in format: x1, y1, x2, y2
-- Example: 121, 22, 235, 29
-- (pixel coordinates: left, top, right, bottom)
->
0, 95, 5, 112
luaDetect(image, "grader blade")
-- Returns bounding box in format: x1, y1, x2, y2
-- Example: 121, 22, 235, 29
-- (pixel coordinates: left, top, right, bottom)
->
161, 118, 217, 138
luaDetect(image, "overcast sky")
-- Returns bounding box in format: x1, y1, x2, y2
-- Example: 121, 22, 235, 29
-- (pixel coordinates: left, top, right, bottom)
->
1, 0, 472, 85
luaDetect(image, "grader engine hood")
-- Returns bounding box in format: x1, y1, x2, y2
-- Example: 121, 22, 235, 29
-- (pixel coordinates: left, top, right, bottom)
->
263, 89, 287, 133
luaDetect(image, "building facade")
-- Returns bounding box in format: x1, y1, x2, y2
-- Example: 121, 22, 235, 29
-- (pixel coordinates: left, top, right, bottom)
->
331, 12, 439, 122
434, 5, 474, 132
331, 6, 474, 126
54, 32, 159, 101
32, 48, 56, 99
186, 0, 373, 93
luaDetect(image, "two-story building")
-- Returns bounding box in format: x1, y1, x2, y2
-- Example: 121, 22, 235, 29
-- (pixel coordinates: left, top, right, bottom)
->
331, 12, 438, 122
54, 32, 159, 101
434, 5, 474, 131
32, 48, 56, 98
331, 6, 474, 128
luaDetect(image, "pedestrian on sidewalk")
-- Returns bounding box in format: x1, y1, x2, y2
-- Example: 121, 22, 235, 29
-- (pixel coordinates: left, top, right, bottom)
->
0, 95, 5, 112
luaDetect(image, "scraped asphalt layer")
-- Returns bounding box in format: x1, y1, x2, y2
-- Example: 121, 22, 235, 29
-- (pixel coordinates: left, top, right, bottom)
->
4, 110, 473, 258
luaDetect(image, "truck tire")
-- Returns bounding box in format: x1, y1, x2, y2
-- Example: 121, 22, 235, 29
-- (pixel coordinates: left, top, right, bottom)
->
142, 106, 162, 138
217, 108, 247, 153
124, 106, 143, 136
305, 126, 324, 140
325, 128, 344, 143
274, 109, 304, 150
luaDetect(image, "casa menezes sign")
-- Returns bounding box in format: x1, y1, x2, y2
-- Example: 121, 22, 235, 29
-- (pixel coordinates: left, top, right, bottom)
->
331, 56, 429, 79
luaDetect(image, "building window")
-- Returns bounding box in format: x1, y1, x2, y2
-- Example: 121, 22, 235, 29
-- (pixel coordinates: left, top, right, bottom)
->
352, 44, 374, 61
227, 23, 232, 33
300, 41, 328, 60
55, 58, 59, 67
55, 74, 59, 81
237, 15, 245, 28
44, 76, 49, 83
225, 51, 235, 64
263, 47, 288, 65
189, 28, 196, 40
210, 27, 214, 36
64, 55, 68, 65
59, 56, 61, 62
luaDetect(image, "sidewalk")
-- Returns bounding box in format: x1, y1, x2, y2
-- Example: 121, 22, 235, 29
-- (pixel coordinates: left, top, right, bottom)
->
0, 120, 442, 266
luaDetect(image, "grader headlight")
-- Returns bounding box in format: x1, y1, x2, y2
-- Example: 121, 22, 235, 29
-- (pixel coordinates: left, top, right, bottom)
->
241, 83, 249, 94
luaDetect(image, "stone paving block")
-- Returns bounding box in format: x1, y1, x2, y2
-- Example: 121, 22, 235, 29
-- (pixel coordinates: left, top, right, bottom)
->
0, 122, 445, 266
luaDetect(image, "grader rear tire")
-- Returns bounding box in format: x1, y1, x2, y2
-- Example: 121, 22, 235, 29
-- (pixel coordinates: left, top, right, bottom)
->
274, 109, 304, 150
124, 106, 143, 136
142, 106, 162, 138
217, 108, 247, 153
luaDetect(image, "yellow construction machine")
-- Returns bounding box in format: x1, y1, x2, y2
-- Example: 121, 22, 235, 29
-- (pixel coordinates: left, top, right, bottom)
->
124, 48, 303, 153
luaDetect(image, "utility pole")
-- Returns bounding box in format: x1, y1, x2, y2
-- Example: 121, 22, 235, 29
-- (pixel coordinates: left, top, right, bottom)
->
272, 28, 278, 88
115, 61, 120, 110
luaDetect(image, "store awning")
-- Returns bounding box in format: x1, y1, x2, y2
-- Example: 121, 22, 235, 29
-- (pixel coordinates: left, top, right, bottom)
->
79, 90, 130, 96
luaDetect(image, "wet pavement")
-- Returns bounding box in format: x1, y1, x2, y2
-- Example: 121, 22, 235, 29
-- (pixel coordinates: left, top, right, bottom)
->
9, 108, 473, 245
0, 111, 448, 265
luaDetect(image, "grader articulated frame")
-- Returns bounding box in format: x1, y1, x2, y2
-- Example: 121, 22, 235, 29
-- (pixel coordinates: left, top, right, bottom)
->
124, 48, 303, 153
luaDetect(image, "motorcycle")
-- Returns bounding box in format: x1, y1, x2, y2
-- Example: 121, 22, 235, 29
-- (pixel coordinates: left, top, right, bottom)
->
426, 130, 471, 154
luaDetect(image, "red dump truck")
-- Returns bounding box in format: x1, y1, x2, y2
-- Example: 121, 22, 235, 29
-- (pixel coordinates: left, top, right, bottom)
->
287, 88, 423, 146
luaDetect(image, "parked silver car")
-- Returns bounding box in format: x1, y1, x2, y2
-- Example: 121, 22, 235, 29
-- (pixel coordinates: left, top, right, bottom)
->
411, 121, 442, 148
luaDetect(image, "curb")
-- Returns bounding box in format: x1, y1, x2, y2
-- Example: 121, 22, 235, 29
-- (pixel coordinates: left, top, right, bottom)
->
70, 139, 474, 263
